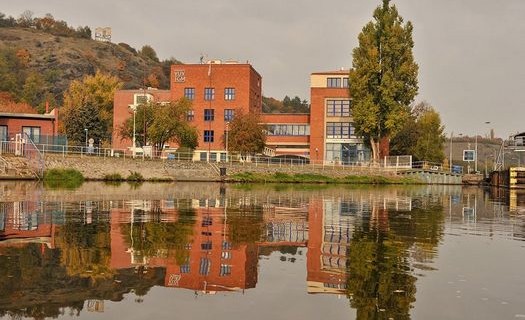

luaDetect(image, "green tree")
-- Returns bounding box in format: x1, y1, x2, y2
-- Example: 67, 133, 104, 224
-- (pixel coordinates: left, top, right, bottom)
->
227, 112, 266, 158
139, 45, 159, 62
349, 0, 419, 162
62, 71, 122, 143
390, 102, 446, 163
119, 98, 198, 151
62, 103, 107, 145
21, 72, 46, 108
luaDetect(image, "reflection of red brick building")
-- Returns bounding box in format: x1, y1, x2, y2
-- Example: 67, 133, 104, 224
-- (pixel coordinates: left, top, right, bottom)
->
109, 205, 258, 293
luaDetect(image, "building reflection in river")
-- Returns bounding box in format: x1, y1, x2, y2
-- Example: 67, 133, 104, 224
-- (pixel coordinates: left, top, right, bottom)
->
1, 184, 524, 318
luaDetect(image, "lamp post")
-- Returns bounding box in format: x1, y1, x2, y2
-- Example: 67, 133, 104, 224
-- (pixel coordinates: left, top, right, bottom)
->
449, 132, 453, 172
84, 128, 88, 147
130, 105, 137, 158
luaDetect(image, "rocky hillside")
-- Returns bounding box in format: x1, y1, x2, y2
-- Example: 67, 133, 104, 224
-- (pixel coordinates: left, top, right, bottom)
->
0, 26, 179, 109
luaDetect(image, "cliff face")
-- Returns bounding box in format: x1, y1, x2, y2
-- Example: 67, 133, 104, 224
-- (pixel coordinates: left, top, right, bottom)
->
0, 27, 178, 105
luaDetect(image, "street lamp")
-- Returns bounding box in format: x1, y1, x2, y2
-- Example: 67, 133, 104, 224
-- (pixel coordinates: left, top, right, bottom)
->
130, 105, 137, 158
84, 128, 88, 147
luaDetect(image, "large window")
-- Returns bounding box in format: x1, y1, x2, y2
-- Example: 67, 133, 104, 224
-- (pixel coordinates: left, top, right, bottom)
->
343, 77, 350, 88
134, 93, 152, 105
224, 109, 234, 121
224, 88, 235, 100
204, 87, 215, 101
326, 100, 351, 117
184, 87, 195, 100
327, 77, 342, 88
204, 130, 214, 143
22, 126, 41, 143
204, 109, 214, 121
266, 124, 310, 136
326, 122, 354, 139
0, 125, 7, 141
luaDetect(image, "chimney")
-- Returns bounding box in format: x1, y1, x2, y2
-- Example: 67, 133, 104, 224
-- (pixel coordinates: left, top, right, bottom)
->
45, 101, 49, 113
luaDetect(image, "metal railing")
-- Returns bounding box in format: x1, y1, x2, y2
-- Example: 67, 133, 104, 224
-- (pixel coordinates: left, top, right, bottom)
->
0, 134, 44, 178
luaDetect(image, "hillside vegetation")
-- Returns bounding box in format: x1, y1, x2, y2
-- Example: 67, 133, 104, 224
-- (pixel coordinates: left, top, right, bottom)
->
0, 11, 179, 112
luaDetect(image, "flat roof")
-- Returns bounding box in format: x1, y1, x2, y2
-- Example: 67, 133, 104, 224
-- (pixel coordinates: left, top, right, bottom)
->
0, 112, 55, 120
311, 70, 350, 75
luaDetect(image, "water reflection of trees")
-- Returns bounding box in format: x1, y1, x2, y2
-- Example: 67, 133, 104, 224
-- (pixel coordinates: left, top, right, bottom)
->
346, 199, 445, 319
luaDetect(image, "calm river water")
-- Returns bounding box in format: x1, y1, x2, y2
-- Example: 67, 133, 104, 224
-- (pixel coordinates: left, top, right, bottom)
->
0, 181, 524, 320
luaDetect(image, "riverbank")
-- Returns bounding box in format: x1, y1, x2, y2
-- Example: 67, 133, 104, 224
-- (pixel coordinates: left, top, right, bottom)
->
41, 154, 417, 184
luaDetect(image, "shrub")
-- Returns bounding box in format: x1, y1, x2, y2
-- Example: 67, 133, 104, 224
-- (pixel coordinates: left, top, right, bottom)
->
103, 173, 124, 181
127, 171, 144, 182
43, 168, 84, 189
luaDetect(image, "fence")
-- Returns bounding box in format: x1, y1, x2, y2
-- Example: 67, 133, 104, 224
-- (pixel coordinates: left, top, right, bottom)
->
0, 139, 462, 175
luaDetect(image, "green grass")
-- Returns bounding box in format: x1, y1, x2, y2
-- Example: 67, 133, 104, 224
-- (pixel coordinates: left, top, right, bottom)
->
103, 173, 124, 181
43, 168, 84, 189
127, 171, 145, 182
229, 172, 421, 185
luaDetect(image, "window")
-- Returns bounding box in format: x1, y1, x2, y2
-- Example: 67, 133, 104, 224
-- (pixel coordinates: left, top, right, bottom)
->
224, 109, 234, 121
220, 264, 232, 276
327, 77, 341, 88
220, 152, 227, 162
134, 93, 151, 105
326, 100, 351, 117
224, 88, 235, 100
266, 124, 310, 136
180, 264, 190, 273
204, 130, 214, 143
221, 251, 232, 260
343, 77, 350, 88
204, 109, 214, 121
22, 126, 41, 143
200, 152, 207, 161
202, 216, 212, 226
186, 110, 195, 121
0, 125, 7, 141
222, 241, 232, 250
326, 122, 354, 139
201, 241, 212, 250
184, 87, 195, 100
204, 87, 215, 100
199, 258, 211, 275
210, 152, 217, 162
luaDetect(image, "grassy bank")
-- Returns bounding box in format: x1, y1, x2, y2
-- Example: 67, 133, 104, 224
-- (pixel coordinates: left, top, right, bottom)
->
229, 172, 421, 184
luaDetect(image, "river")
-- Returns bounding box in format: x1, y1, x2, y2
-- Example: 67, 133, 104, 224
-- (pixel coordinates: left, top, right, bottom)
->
0, 181, 524, 319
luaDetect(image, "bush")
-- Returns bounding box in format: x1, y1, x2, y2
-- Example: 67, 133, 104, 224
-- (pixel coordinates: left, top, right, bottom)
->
103, 173, 124, 181
127, 171, 144, 182
43, 168, 84, 189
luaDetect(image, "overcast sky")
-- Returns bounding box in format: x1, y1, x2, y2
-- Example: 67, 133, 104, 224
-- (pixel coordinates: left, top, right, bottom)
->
3, 0, 525, 138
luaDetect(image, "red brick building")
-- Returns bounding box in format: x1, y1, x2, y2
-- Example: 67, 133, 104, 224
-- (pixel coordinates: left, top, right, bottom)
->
170, 62, 262, 161
0, 109, 58, 144
260, 113, 310, 157
310, 70, 368, 165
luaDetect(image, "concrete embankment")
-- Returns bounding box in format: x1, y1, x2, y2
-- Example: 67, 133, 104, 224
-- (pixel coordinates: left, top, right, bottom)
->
43, 154, 402, 182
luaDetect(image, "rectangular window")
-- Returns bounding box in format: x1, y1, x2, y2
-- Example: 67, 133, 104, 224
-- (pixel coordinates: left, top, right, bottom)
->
326, 122, 354, 139
134, 94, 151, 105
326, 100, 351, 117
221, 251, 232, 260
343, 77, 350, 88
22, 126, 41, 143
210, 152, 217, 162
201, 241, 212, 250
224, 88, 235, 100
186, 110, 195, 121
265, 124, 310, 136
222, 241, 232, 250
327, 77, 341, 88
200, 152, 207, 161
184, 87, 195, 100
204, 87, 215, 100
0, 125, 7, 141
220, 152, 227, 162
204, 109, 215, 121
180, 264, 190, 273
204, 130, 214, 143
199, 258, 211, 275
220, 264, 232, 276
224, 109, 234, 121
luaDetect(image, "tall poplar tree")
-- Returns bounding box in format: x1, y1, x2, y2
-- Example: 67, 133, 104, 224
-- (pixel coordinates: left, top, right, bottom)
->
349, 0, 419, 162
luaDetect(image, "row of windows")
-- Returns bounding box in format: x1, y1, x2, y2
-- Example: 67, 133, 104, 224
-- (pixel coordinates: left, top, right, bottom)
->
187, 109, 235, 122
327, 77, 349, 88
326, 100, 351, 117
184, 87, 236, 101
266, 124, 311, 136
0, 126, 41, 143
326, 122, 355, 139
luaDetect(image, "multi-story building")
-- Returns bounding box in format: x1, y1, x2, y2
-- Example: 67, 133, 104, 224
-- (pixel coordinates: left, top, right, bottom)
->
310, 70, 368, 164
170, 62, 262, 162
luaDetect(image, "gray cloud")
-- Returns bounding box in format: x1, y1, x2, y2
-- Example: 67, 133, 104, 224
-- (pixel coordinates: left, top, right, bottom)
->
2, 0, 524, 137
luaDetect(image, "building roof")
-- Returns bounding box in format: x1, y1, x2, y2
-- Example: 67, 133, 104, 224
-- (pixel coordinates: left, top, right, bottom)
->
311, 69, 350, 75
0, 112, 55, 120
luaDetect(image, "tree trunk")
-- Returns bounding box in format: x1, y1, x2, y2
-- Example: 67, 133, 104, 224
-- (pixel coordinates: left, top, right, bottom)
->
370, 137, 380, 165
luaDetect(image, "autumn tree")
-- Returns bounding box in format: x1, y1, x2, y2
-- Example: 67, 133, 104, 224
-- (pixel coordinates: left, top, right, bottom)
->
119, 98, 198, 151
390, 102, 446, 163
349, 0, 419, 162
139, 45, 159, 62
227, 112, 266, 158
62, 71, 122, 143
